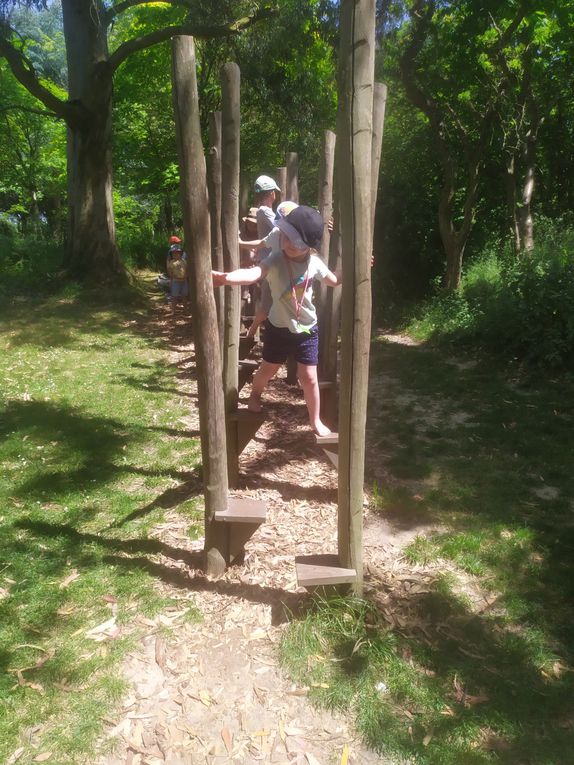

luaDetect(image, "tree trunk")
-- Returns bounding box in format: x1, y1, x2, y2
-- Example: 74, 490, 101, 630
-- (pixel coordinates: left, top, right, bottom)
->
505, 153, 521, 256
517, 131, 537, 254
62, 0, 121, 281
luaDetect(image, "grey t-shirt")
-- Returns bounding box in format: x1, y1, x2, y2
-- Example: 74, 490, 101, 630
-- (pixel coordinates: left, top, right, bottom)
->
261, 250, 330, 333
256, 206, 276, 258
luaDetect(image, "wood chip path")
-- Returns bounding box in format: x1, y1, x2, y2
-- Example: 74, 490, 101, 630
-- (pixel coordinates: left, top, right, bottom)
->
97, 307, 433, 765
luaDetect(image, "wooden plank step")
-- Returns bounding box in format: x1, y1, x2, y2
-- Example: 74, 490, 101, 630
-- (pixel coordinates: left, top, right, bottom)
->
295, 554, 356, 587
239, 335, 256, 359
318, 380, 337, 430
215, 497, 266, 524
238, 359, 258, 392
315, 432, 338, 469
227, 409, 265, 455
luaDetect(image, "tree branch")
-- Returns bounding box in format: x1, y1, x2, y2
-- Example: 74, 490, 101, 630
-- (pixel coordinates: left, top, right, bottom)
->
0, 103, 59, 119
107, 6, 277, 74
0, 31, 80, 126
104, 0, 195, 26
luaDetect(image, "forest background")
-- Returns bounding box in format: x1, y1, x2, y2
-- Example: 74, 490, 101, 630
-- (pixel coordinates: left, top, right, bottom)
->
1, 0, 573, 369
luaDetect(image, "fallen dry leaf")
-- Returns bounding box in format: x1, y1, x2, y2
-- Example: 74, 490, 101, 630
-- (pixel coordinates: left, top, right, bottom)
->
85, 617, 118, 641
32, 753, 52, 762
423, 732, 433, 746
340, 744, 349, 765
15, 671, 44, 695
6, 747, 25, 765
58, 569, 80, 590
221, 726, 233, 754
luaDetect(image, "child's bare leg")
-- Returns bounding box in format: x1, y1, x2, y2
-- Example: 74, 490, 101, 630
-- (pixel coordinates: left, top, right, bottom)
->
297, 362, 331, 436
248, 361, 281, 411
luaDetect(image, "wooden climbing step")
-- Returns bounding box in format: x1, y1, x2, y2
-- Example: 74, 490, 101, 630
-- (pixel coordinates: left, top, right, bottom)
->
295, 553, 356, 588
227, 409, 265, 456
214, 496, 266, 524
318, 379, 337, 430
213, 496, 267, 564
239, 335, 256, 360
238, 359, 258, 392
315, 432, 338, 469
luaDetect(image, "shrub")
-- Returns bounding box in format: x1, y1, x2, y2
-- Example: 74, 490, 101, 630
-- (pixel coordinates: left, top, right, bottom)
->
0, 234, 65, 295
407, 216, 574, 369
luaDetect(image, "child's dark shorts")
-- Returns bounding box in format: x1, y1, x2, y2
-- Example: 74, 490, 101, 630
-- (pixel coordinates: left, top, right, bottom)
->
262, 320, 318, 366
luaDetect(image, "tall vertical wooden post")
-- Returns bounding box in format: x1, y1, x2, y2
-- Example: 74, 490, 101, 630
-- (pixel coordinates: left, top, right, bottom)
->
318, 136, 342, 388
316, 131, 337, 427
371, 83, 388, 241
220, 62, 241, 487
285, 151, 300, 384
207, 111, 224, 352
276, 166, 287, 201
171, 36, 228, 577
318, 131, 336, 265
286, 152, 300, 203
239, 169, 250, 219
337, 0, 376, 595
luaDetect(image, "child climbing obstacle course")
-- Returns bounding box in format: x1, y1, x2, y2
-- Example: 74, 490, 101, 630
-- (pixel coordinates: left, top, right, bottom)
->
213, 205, 341, 437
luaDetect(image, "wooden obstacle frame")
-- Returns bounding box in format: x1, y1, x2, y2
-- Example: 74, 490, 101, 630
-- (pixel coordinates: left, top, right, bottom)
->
171, 0, 385, 590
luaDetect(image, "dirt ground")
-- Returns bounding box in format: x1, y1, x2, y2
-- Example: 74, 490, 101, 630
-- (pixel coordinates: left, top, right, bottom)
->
97, 308, 439, 765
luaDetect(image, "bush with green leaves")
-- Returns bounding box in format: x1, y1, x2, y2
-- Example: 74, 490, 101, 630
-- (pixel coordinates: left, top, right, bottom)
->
407, 217, 574, 369
0, 233, 65, 294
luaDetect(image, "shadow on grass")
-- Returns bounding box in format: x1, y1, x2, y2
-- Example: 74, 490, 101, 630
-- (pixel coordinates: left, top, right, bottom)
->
0, 277, 192, 355
13, 520, 307, 628
0, 286, 150, 349
358, 334, 574, 761
0, 399, 131, 494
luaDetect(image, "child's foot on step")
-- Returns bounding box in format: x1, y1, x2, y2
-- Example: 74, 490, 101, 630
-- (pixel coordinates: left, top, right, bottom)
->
313, 421, 332, 437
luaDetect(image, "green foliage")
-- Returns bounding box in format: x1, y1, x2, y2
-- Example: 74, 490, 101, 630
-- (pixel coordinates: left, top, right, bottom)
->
407, 217, 574, 369
0, 233, 65, 293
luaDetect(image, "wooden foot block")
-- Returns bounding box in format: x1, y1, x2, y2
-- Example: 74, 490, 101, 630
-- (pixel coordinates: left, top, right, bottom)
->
228, 409, 265, 456
239, 335, 256, 360
315, 432, 338, 469
295, 554, 356, 587
214, 497, 266, 524
319, 379, 337, 430
238, 359, 259, 392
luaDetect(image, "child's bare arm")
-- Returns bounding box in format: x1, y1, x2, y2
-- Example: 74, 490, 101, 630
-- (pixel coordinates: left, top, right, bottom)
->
212, 265, 264, 287
323, 268, 342, 287
239, 237, 264, 250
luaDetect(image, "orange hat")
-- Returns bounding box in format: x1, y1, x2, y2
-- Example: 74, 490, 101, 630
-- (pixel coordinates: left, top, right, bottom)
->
169, 235, 181, 244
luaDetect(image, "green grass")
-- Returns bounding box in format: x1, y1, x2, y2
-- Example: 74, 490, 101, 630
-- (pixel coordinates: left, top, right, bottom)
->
281, 335, 574, 764
0, 280, 202, 764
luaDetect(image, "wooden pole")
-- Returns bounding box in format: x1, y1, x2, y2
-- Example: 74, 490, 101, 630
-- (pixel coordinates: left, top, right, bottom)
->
318, 130, 336, 265
337, 0, 376, 595
318, 136, 342, 387
316, 130, 336, 383
371, 83, 388, 241
286, 151, 300, 203
239, 169, 250, 219
285, 151, 300, 384
220, 62, 241, 487
171, 36, 228, 577
276, 166, 287, 202
207, 110, 224, 353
